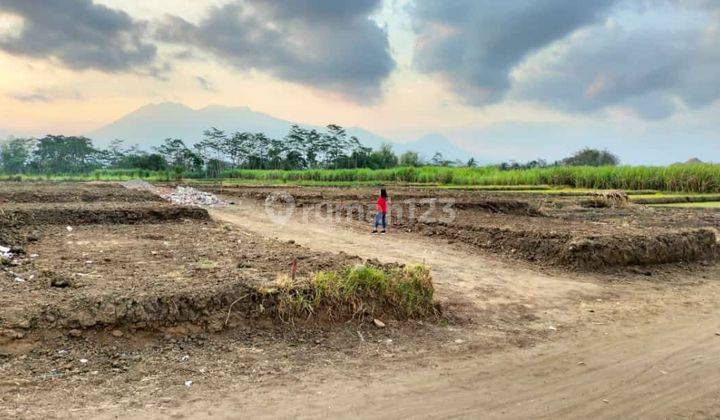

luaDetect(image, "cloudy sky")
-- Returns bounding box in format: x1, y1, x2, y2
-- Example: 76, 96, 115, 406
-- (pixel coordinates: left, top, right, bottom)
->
0, 0, 719, 163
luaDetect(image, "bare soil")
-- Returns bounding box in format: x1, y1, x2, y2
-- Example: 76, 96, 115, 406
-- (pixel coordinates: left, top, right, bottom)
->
2, 182, 720, 419
0, 182, 162, 203
213, 185, 720, 270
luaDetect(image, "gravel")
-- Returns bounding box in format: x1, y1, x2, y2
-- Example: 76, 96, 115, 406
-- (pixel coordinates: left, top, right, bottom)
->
162, 186, 227, 207
120, 180, 227, 207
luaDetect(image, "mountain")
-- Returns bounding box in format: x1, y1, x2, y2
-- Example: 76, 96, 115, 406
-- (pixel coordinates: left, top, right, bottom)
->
87, 102, 294, 147
87, 102, 476, 162
402, 133, 474, 162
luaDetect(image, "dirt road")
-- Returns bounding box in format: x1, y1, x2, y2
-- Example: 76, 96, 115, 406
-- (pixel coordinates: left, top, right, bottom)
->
211, 204, 602, 315
122, 312, 720, 419
180, 202, 720, 420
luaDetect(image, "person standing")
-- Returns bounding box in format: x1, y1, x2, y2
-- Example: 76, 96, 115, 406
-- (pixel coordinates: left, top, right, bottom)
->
372, 188, 388, 234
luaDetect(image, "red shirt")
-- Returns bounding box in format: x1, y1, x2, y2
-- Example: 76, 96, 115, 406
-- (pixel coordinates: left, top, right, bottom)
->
376, 196, 388, 213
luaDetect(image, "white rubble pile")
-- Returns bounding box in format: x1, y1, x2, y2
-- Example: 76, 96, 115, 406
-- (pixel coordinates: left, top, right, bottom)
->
162, 186, 227, 207
120, 180, 226, 207
0, 245, 13, 259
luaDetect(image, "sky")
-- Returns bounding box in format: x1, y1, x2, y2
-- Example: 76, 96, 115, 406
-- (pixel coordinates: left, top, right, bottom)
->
0, 0, 719, 164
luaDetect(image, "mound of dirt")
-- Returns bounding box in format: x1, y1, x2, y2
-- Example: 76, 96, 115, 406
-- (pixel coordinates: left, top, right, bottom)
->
405, 221, 718, 270
563, 229, 718, 269
0, 202, 209, 228
0, 182, 162, 203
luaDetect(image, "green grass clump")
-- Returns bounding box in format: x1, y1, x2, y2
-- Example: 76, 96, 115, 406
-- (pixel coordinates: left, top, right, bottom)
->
275, 264, 436, 321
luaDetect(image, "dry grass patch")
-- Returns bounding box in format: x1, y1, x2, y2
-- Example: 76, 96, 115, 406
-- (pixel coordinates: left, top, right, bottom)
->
270, 264, 437, 322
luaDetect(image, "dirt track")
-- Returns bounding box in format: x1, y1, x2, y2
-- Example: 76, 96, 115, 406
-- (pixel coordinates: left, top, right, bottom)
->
117, 311, 720, 419
153, 202, 720, 420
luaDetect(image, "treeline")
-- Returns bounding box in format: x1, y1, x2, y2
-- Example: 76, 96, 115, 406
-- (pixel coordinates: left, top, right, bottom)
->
497, 148, 619, 170
1, 122, 622, 177
0, 124, 435, 176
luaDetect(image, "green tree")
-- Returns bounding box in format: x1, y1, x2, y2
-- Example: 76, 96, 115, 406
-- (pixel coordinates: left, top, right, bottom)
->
561, 148, 619, 166
1, 137, 34, 174
31, 135, 98, 173
197, 127, 227, 163
117, 152, 167, 171
154, 138, 202, 172
399, 151, 422, 167
369, 143, 398, 169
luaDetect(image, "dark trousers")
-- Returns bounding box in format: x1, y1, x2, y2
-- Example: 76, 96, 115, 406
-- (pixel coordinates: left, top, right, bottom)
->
374, 212, 387, 229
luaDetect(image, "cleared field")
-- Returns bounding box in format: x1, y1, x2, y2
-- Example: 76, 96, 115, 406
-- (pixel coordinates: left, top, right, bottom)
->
206, 185, 720, 271
0, 183, 436, 335
3, 181, 720, 419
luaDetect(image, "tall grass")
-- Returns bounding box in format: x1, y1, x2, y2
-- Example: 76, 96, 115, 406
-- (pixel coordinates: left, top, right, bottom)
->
4, 163, 719, 193
221, 164, 720, 193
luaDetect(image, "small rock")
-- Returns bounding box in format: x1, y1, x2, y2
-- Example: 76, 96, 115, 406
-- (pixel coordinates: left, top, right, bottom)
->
111, 330, 123, 338
68, 329, 83, 338
13, 318, 31, 329
373, 319, 386, 328
9, 246, 25, 255
50, 276, 71, 288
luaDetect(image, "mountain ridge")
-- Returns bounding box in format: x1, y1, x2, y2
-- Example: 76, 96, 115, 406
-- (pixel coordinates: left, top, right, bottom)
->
86, 102, 476, 162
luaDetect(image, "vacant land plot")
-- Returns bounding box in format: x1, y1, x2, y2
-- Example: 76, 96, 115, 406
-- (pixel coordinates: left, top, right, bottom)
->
2, 181, 720, 419
207, 185, 720, 271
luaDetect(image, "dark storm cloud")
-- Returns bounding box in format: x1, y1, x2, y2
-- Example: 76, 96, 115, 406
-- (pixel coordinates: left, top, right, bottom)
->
0, 0, 156, 72
410, 0, 619, 105
511, 2, 720, 119
410, 0, 720, 119
156, 0, 395, 103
